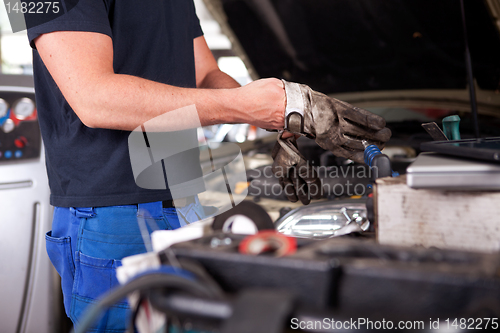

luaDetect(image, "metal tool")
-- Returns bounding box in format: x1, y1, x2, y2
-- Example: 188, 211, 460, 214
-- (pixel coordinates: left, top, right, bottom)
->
421, 122, 449, 141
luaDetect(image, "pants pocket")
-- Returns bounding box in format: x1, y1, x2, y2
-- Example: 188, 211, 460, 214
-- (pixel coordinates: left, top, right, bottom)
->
45, 231, 75, 315
70, 252, 127, 333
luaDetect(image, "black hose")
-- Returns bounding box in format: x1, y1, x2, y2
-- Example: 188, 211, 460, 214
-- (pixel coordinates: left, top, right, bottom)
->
176, 258, 225, 297
148, 293, 233, 321
72, 272, 222, 333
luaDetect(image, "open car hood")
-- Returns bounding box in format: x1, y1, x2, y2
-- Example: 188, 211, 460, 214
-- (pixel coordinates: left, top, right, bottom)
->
203, 0, 500, 115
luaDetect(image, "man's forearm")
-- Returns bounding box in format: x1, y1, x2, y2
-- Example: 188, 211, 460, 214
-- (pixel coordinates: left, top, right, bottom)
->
80, 72, 235, 130
78, 72, 284, 132
198, 69, 241, 89
34, 31, 284, 132
83, 69, 240, 131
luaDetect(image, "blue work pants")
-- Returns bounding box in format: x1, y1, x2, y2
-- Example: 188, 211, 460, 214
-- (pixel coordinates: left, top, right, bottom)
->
45, 200, 205, 332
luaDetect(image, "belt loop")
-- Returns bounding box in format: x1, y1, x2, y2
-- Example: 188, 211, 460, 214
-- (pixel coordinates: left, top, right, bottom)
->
69, 207, 96, 218
137, 201, 163, 219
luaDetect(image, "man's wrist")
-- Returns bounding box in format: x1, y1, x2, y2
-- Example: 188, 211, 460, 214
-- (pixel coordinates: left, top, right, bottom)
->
282, 80, 306, 135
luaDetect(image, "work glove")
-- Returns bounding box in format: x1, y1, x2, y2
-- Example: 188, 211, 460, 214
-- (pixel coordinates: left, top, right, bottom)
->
271, 132, 323, 205
282, 80, 391, 163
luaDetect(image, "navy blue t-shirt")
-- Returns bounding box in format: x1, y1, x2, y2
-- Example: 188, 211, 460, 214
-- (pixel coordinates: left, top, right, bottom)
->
27, 0, 204, 207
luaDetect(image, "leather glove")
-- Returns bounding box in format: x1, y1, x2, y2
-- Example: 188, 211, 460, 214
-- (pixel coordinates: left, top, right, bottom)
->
271, 132, 323, 205
282, 80, 391, 163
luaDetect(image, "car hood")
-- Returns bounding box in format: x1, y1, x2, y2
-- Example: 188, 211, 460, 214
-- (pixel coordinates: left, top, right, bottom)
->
203, 0, 500, 115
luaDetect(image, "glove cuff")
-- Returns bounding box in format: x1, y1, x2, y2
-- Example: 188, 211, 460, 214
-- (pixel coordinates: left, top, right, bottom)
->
282, 80, 305, 135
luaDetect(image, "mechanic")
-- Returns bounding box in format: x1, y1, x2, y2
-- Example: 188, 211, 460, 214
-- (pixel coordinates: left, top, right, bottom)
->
25, 0, 390, 331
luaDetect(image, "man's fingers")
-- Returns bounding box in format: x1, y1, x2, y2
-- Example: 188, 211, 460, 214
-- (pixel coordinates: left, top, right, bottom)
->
294, 160, 323, 201
340, 122, 392, 143
271, 140, 282, 159
336, 99, 386, 130
281, 131, 299, 139
290, 169, 311, 205
330, 146, 365, 164
308, 178, 323, 200
280, 177, 298, 203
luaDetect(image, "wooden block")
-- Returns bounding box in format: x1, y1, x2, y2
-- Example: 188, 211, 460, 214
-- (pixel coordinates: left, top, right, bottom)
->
376, 175, 500, 253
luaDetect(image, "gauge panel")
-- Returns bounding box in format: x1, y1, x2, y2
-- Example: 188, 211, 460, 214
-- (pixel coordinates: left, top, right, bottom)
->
13, 98, 36, 120
0, 99, 8, 118
0, 92, 41, 163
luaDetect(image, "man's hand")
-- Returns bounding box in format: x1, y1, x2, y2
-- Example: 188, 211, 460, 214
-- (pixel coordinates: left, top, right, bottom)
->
282, 80, 391, 163
234, 78, 285, 130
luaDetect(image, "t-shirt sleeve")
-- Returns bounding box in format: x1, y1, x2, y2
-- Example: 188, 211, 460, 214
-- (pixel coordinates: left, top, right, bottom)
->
26, 0, 112, 49
190, 0, 204, 39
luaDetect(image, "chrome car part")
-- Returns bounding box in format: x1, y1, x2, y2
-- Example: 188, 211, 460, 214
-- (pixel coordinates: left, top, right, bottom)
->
275, 200, 368, 239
